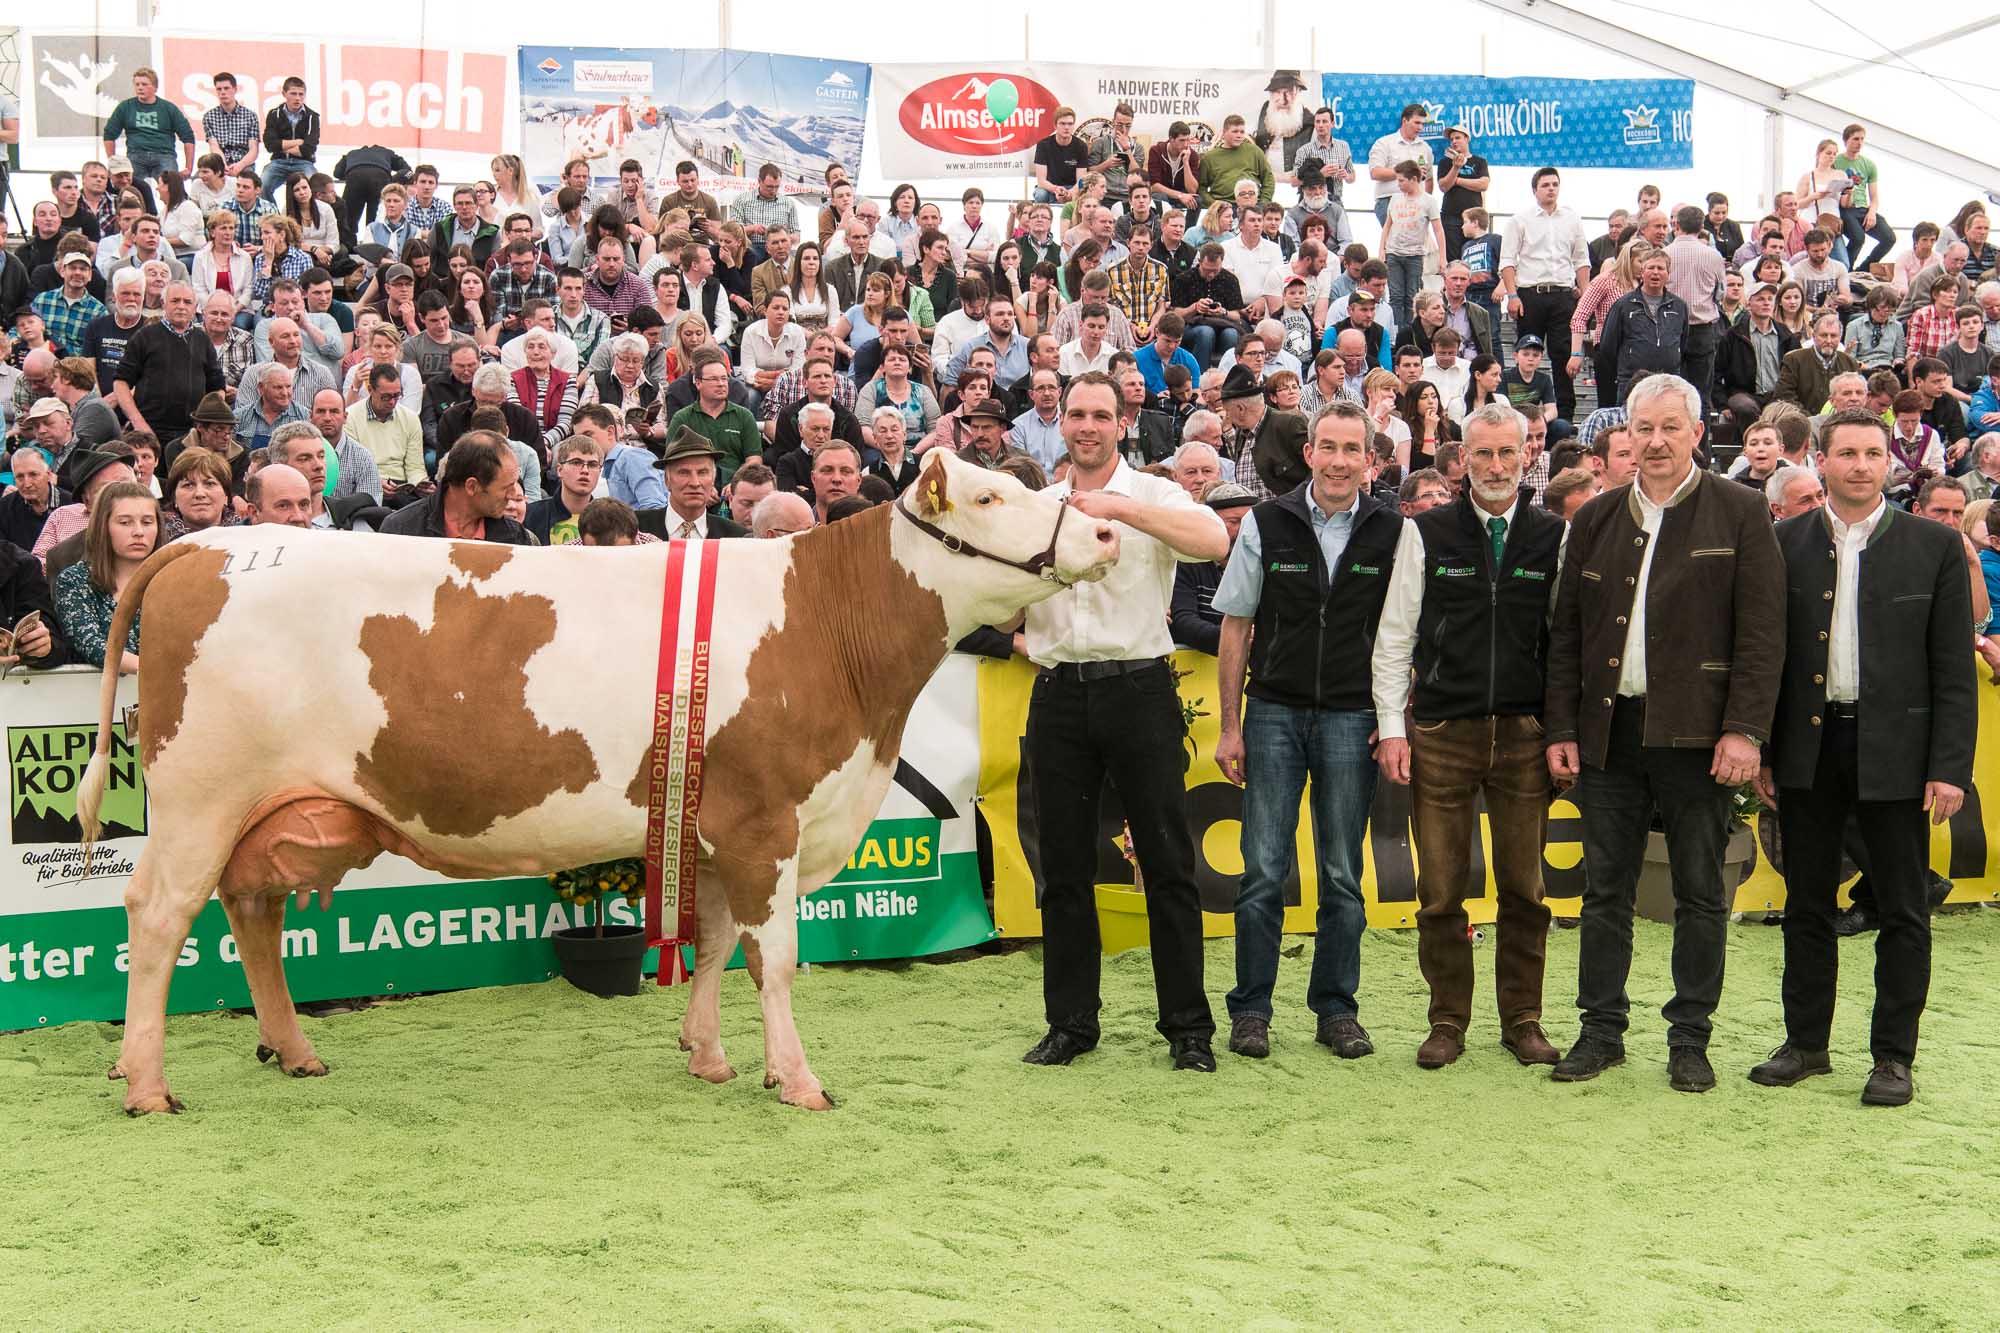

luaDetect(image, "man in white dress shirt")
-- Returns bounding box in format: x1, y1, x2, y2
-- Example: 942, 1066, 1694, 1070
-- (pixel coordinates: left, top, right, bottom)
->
1020, 370, 1229, 1074
1497, 168, 1591, 421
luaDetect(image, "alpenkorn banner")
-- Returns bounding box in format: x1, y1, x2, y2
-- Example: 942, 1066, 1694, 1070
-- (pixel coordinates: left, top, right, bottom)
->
518, 47, 868, 199
872, 63, 1324, 180
1321, 73, 1694, 170
0, 659, 990, 1031
21, 30, 509, 170
977, 654, 1995, 940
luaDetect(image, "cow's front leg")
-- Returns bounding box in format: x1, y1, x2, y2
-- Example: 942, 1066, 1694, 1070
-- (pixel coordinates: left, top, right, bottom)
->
678, 873, 737, 1084
745, 864, 833, 1111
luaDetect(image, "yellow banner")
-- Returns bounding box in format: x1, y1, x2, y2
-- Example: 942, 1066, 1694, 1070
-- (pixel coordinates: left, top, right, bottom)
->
978, 653, 1997, 944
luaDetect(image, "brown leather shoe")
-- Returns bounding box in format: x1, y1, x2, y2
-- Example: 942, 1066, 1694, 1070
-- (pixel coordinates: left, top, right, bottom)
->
1416, 1024, 1464, 1069
1502, 1021, 1560, 1066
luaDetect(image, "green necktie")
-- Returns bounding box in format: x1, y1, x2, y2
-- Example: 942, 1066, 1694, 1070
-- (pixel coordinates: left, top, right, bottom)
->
1487, 515, 1507, 566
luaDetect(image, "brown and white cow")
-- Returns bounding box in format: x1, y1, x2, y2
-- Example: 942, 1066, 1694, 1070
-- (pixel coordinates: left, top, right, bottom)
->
81, 450, 1118, 1115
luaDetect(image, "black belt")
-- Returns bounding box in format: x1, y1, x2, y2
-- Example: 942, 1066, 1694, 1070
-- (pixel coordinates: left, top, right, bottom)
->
1523, 283, 1573, 294
1039, 657, 1164, 683
1826, 700, 1859, 719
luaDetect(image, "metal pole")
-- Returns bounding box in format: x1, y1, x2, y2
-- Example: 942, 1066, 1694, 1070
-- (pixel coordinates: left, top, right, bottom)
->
1763, 110, 1784, 211
1262, 0, 1278, 67
718, 0, 732, 48
1024, 13, 1031, 59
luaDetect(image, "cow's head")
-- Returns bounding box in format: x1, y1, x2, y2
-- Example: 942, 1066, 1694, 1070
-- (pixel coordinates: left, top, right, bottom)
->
892, 450, 1119, 628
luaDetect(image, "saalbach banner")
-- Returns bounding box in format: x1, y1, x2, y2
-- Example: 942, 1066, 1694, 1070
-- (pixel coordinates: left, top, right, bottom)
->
1321, 73, 1694, 170
0, 658, 989, 1031
978, 654, 1996, 942
23, 30, 510, 172
517, 47, 869, 200
871, 63, 1326, 180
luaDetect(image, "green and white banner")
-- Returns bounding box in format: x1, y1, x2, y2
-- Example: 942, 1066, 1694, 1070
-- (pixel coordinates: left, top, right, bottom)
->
0, 658, 991, 1030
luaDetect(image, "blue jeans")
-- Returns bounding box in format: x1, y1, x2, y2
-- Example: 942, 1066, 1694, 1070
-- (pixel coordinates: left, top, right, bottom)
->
1181, 322, 1240, 372
127, 149, 178, 185
1840, 206, 1896, 271
1031, 186, 1058, 205
1386, 252, 1424, 330
262, 156, 315, 201
1373, 197, 1391, 226
1227, 701, 1378, 1022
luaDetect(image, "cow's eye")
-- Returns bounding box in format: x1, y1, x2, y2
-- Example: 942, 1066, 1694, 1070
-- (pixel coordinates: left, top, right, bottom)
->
977, 492, 997, 505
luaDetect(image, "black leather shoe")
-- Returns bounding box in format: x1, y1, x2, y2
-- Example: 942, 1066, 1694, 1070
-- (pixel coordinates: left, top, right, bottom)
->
1833, 903, 1879, 937
1169, 1035, 1217, 1072
1315, 1015, 1374, 1059
1747, 1043, 1831, 1087
1021, 1028, 1096, 1066
1668, 1045, 1716, 1093
1227, 1015, 1270, 1059
1862, 1060, 1914, 1106
1550, 1035, 1625, 1082
1926, 873, 1954, 912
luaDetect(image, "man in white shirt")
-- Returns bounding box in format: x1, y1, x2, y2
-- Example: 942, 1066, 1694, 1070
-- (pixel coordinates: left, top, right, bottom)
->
1497, 167, 1591, 421
1366, 103, 1435, 225
1020, 370, 1228, 1074
1422, 327, 1471, 420
1057, 305, 1115, 377
929, 277, 989, 372
657, 431, 746, 537
1221, 206, 1285, 320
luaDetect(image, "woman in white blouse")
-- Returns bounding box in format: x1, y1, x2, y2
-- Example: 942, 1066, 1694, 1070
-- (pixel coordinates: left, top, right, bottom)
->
191, 211, 254, 311
741, 290, 807, 394
285, 173, 343, 270
784, 243, 833, 333
490, 154, 543, 238
157, 170, 207, 255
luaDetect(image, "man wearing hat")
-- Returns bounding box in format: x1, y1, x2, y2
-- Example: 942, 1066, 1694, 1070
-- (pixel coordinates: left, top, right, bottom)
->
1253, 72, 1315, 178
1437, 126, 1490, 263
948, 396, 1029, 470
1170, 479, 1256, 654
363, 263, 422, 337
163, 389, 251, 493
32, 255, 109, 359
1216, 362, 1309, 499
1719, 280, 1799, 411
36, 444, 138, 580
22, 398, 77, 472
656, 428, 747, 539
1285, 165, 1350, 249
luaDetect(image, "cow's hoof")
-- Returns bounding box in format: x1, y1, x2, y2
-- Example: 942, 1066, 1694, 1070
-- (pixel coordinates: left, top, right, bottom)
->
124, 1091, 185, 1116
107, 1061, 126, 1081
688, 1058, 737, 1084
781, 1086, 837, 1111
284, 1055, 330, 1078
678, 1036, 694, 1052
763, 1073, 778, 1089
255, 1043, 276, 1063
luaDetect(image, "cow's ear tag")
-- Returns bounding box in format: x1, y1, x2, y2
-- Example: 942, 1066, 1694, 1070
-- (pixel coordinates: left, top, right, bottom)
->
922, 467, 952, 516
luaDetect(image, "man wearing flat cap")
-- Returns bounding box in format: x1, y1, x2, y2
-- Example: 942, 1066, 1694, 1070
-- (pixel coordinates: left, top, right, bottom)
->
161, 390, 250, 494
1254, 71, 1316, 177
655, 428, 747, 539
1216, 363, 1308, 500
954, 395, 1033, 470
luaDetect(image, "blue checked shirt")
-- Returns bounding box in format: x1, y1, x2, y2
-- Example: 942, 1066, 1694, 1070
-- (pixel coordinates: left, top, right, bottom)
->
223, 196, 275, 248
33, 289, 109, 358
250, 247, 311, 314
490, 265, 557, 321
405, 199, 450, 233
730, 192, 797, 235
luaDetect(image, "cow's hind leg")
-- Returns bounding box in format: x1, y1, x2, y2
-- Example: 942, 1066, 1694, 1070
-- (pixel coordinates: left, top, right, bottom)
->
114, 846, 224, 1115
678, 873, 737, 1084
220, 893, 327, 1077
215, 795, 391, 1078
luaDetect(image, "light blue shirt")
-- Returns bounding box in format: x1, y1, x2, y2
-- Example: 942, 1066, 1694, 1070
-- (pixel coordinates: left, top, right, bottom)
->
603, 442, 669, 510
944, 330, 1031, 389
1211, 486, 1360, 618
1008, 406, 1065, 470
1135, 342, 1201, 396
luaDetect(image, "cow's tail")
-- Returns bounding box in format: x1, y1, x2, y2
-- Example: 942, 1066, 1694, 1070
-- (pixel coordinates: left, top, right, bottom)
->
79, 543, 201, 854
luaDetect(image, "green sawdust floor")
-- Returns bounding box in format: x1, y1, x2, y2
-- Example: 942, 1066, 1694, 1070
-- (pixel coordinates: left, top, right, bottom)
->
5, 915, 1999, 1331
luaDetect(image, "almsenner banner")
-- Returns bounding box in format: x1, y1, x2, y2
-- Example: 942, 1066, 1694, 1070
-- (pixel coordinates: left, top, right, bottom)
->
0, 659, 988, 1031
1321, 73, 1694, 170
873, 63, 1325, 180
518, 46, 869, 199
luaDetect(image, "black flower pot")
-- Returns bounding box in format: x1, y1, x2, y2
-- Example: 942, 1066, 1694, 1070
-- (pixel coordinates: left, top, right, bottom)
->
552, 924, 648, 997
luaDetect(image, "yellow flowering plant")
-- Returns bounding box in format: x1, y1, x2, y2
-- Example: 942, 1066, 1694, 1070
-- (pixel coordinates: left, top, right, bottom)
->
548, 859, 646, 938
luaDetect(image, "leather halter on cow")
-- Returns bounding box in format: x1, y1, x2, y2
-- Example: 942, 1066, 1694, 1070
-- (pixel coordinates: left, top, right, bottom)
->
78, 451, 1119, 1115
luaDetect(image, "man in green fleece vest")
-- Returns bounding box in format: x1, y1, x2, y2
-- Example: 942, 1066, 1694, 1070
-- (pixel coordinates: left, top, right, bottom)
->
1197, 115, 1275, 208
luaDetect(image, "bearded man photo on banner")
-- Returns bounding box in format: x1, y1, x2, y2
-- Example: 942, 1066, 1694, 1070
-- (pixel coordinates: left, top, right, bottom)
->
1253, 71, 1315, 177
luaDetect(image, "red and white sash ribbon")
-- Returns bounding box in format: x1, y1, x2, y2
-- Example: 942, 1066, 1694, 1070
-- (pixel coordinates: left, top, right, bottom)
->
644, 537, 720, 985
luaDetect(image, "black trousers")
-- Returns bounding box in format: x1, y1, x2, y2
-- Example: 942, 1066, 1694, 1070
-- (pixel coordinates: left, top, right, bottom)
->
1516, 286, 1579, 420
1442, 212, 1466, 263
1574, 698, 1732, 1049
1026, 661, 1213, 1043
342, 167, 391, 235
1777, 716, 1930, 1064
1680, 320, 1721, 419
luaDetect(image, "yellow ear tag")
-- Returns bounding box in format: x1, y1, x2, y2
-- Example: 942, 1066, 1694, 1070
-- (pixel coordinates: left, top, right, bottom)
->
927, 478, 952, 513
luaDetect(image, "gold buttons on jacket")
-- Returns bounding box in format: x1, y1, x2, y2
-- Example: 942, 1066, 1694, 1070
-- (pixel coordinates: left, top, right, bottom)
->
1634, 536, 1645, 546
1811, 715, 1822, 726
1626, 576, 1637, 586
1609, 658, 1620, 668
1823, 591, 1833, 600
1616, 615, 1628, 625
1813, 673, 1824, 684
1817, 631, 1828, 641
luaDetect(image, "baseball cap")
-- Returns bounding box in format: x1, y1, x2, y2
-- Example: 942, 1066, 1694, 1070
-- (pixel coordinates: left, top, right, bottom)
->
22, 397, 70, 424
105, 155, 134, 175
1746, 281, 1779, 299
1516, 334, 1545, 351
382, 263, 415, 284
60, 252, 93, 269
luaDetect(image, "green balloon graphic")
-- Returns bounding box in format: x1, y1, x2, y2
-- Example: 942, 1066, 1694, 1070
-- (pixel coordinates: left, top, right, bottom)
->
985, 79, 1019, 126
